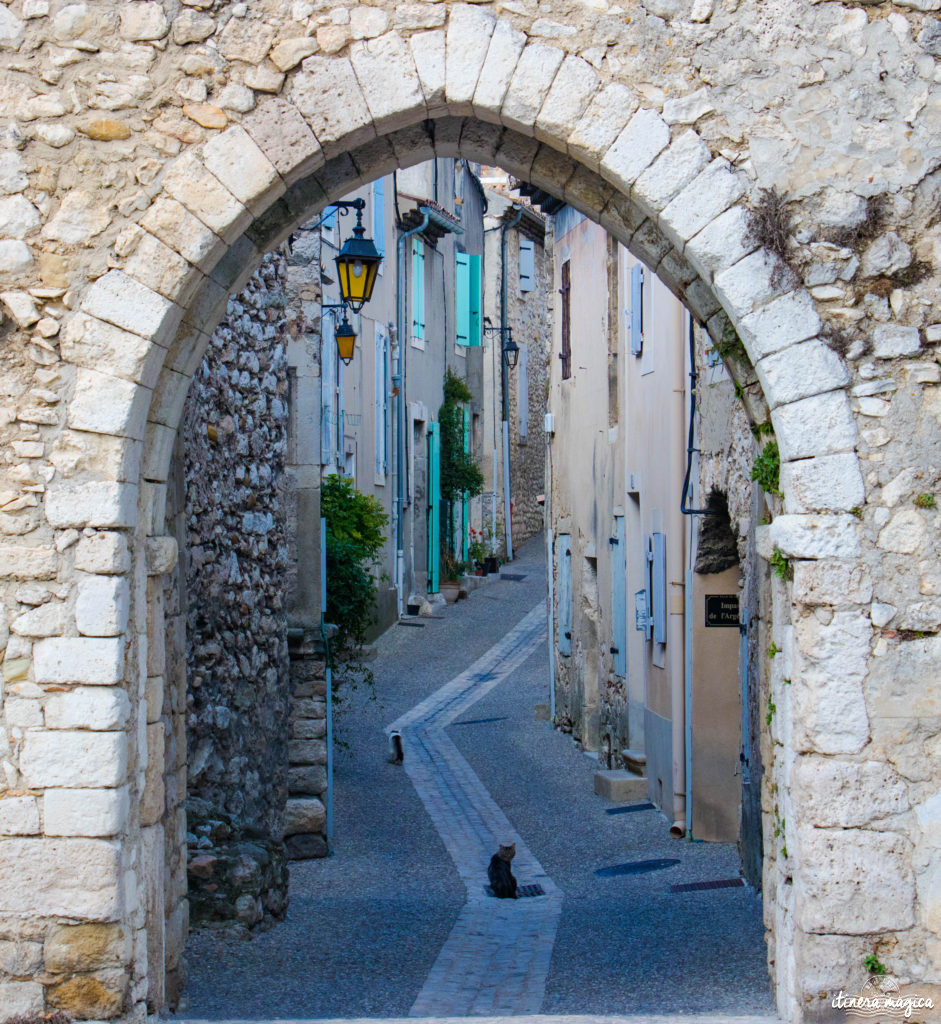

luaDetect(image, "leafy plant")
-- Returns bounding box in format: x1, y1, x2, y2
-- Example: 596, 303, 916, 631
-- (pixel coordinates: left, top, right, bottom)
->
864, 954, 887, 976
321, 473, 389, 663
915, 493, 936, 510
850, 506, 863, 519
766, 697, 777, 726
718, 316, 748, 364
438, 369, 484, 559
468, 527, 487, 565
769, 546, 792, 581
441, 550, 466, 583
751, 440, 781, 496
768, 642, 780, 659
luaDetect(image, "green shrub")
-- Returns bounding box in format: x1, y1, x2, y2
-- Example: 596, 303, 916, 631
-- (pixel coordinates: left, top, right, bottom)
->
752, 440, 781, 496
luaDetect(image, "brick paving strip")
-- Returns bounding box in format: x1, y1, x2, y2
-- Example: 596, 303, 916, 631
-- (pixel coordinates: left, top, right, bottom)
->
384, 604, 565, 1017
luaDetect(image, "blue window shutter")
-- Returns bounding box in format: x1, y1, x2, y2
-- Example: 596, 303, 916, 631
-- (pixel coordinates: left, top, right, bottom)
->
519, 238, 535, 292
455, 252, 470, 346
372, 178, 385, 262
320, 314, 336, 465
468, 254, 482, 346
558, 533, 572, 656
630, 263, 644, 356
652, 531, 667, 645
611, 516, 626, 677
427, 423, 440, 592
412, 238, 425, 340
375, 325, 386, 478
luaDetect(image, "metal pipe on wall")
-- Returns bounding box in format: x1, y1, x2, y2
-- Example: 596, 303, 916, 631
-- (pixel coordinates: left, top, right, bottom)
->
500, 206, 523, 561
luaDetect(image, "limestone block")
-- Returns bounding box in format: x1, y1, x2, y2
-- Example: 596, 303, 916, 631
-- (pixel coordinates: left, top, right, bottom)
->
0, 194, 40, 238
140, 198, 224, 274
202, 127, 284, 219
871, 324, 921, 359
792, 758, 908, 827
792, 659, 870, 754
46, 481, 137, 529
781, 454, 864, 514
10, 599, 66, 637
21, 730, 128, 788
861, 231, 912, 277
124, 231, 199, 308
633, 129, 711, 218
568, 83, 638, 173
793, 560, 872, 607
409, 29, 446, 116
472, 19, 527, 123
60, 313, 164, 389
713, 249, 791, 322
158, 152, 246, 243
0, 545, 57, 579
0, 239, 32, 273
0, 6, 25, 49
445, 5, 495, 114
0, 795, 40, 835
44, 786, 130, 837
0, 939, 42, 976
75, 575, 130, 638
599, 190, 646, 244
0, 838, 122, 918
80, 269, 179, 345
292, 57, 375, 158
140, 722, 165, 827
0, 982, 43, 1016
292, 716, 326, 740
33, 636, 125, 686
69, 367, 150, 440
350, 33, 426, 134
120, 2, 168, 41
146, 536, 178, 576
737, 290, 823, 362
288, 764, 327, 795
288, 738, 327, 765
660, 158, 746, 247
797, 607, 871, 678
501, 41, 565, 137
285, 833, 327, 859
768, 514, 860, 559
897, 599, 941, 633
74, 531, 130, 574
217, 83, 255, 114
294, 696, 326, 719
772, 390, 857, 461
218, 16, 275, 64
172, 10, 214, 45
269, 37, 318, 72
600, 108, 670, 194
284, 797, 326, 835
44, 686, 131, 730
662, 86, 715, 124
47, 968, 126, 1018
594, 770, 648, 801
350, 6, 388, 39
1, 289, 40, 326
458, 119, 503, 166
878, 509, 927, 554
43, 190, 111, 244
794, 827, 914, 934
867, 634, 941, 719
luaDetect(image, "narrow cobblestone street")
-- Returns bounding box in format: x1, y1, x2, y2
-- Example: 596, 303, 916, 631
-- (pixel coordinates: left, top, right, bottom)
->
172, 540, 775, 1022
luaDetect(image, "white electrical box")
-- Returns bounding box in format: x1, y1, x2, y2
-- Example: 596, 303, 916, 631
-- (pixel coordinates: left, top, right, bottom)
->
544, 412, 555, 435
627, 471, 641, 494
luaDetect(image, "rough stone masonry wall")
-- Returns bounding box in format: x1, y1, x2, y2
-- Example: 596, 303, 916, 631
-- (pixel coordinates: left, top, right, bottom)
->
0, 2, 937, 1021
171, 251, 292, 934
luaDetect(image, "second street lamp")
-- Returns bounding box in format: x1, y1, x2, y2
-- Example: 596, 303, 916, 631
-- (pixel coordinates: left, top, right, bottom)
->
323, 303, 357, 365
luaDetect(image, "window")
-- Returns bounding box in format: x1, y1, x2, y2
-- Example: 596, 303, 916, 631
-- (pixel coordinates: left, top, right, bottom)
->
375, 324, 388, 480
519, 238, 535, 293
560, 259, 571, 380
455, 252, 482, 346
411, 237, 425, 346
321, 206, 338, 249
651, 531, 667, 646
630, 263, 644, 356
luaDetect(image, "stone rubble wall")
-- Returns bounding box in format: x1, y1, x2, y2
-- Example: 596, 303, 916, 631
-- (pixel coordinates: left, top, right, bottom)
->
169, 251, 292, 936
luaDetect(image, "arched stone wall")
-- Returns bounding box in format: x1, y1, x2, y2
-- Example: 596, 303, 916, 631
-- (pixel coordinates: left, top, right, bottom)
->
0, 5, 937, 1022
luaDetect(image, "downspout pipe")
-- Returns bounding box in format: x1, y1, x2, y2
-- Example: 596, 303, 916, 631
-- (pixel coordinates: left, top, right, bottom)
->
500, 206, 523, 561
394, 209, 430, 614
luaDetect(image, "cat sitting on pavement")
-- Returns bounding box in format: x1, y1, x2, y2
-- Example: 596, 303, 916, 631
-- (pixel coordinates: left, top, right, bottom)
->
488, 842, 518, 899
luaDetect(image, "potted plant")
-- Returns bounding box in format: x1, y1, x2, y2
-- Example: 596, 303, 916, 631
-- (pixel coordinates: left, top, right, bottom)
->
468, 529, 487, 576
439, 551, 465, 603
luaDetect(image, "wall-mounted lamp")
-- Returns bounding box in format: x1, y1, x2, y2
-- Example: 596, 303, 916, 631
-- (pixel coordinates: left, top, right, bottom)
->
483, 317, 519, 371
324, 303, 357, 365
334, 198, 382, 312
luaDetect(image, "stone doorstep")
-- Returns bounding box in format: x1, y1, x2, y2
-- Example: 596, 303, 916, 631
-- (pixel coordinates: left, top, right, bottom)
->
594, 769, 649, 802
620, 748, 647, 775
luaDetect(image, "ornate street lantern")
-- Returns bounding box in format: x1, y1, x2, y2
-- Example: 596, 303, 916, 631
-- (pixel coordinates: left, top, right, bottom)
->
334, 310, 357, 365
502, 334, 520, 370
334, 204, 382, 312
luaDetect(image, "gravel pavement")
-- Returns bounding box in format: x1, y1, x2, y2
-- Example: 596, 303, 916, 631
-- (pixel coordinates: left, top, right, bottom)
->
173, 537, 773, 1021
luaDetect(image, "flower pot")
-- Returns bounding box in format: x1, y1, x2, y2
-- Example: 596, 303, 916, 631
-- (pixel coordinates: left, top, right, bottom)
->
484, 556, 499, 574
440, 581, 460, 604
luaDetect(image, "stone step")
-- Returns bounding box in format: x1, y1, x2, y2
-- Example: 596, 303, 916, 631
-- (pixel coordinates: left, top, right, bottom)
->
594, 769, 649, 802
620, 748, 647, 776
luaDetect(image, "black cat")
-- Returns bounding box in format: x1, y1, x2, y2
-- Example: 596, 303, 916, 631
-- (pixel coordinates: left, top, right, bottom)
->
488, 842, 518, 899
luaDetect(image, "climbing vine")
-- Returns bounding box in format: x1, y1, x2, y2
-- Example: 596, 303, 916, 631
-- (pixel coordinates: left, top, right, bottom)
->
438, 369, 484, 559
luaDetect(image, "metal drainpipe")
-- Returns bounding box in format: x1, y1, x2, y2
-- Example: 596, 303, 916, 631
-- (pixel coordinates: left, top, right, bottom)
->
500, 206, 523, 561
394, 210, 430, 614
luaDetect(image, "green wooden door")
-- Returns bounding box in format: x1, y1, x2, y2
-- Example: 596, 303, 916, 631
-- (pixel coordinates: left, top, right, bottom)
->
427, 422, 440, 593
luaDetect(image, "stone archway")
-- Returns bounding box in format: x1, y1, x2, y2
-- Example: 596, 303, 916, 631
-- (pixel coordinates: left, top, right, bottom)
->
0, 5, 937, 1022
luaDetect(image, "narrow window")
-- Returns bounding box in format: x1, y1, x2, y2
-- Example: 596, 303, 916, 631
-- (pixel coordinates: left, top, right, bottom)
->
412, 237, 425, 344
455, 252, 482, 347
519, 238, 535, 293
560, 259, 572, 380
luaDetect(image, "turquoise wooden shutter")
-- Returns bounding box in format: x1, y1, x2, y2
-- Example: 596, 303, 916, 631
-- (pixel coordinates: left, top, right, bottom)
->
427, 423, 440, 593
412, 238, 425, 341
652, 531, 667, 645
455, 252, 469, 346
611, 515, 626, 677
558, 533, 572, 656
630, 263, 644, 356
372, 177, 385, 262
519, 238, 535, 293
462, 407, 470, 562
468, 254, 481, 346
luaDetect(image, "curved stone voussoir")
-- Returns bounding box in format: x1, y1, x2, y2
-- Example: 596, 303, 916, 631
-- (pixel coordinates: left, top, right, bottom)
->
291, 56, 377, 159
410, 29, 447, 117
350, 32, 427, 135
780, 452, 866, 515
567, 83, 639, 173
445, 5, 495, 116
500, 40, 565, 138
241, 96, 325, 188
754, 337, 850, 410
535, 54, 599, 151
80, 270, 182, 350
472, 19, 527, 125
160, 151, 253, 246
